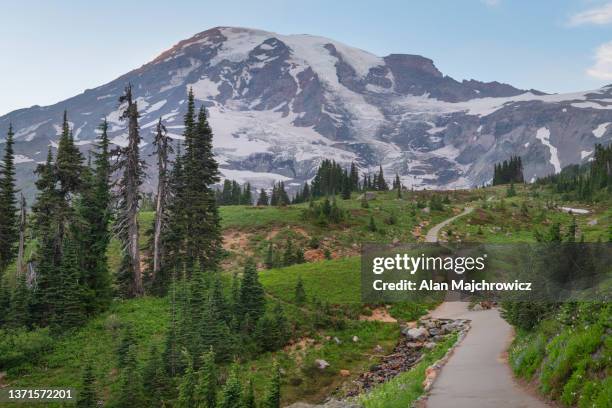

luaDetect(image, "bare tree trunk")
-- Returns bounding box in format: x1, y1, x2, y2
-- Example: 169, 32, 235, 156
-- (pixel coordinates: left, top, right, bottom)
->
16, 193, 26, 276
152, 119, 170, 279
119, 85, 143, 296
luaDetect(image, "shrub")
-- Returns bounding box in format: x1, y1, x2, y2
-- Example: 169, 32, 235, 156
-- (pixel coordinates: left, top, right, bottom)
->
0, 328, 54, 373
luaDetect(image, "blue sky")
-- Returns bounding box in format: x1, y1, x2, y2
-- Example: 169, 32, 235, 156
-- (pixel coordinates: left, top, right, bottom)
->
1, 0, 612, 115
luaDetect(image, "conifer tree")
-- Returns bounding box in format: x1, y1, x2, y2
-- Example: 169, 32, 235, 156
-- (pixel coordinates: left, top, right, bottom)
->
295, 275, 306, 305
195, 347, 217, 408
349, 162, 359, 191
53, 236, 85, 331
219, 366, 243, 408
151, 118, 173, 283
238, 259, 265, 326
116, 345, 145, 408
283, 239, 295, 266
16, 193, 26, 276
30, 148, 62, 326
177, 350, 197, 408
262, 361, 281, 408
77, 119, 112, 314
76, 362, 97, 408
243, 379, 256, 408
368, 215, 377, 232
117, 325, 137, 368
160, 145, 186, 295
7, 271, 30, 328
241, 182, 252, 205
56, 111, 85, 197
0, 276, 10, 327
257, 188, 269, 206
182, 98, 222, 273
0, 124, 18, 272
142, 344, 168, 407
376, 165, 388, 191
114, 85, 146, 297
264, 242, 275, 269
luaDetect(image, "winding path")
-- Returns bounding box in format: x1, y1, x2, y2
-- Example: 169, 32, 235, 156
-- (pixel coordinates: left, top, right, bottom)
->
425, 207, 473, 243
423, 209, 548, 407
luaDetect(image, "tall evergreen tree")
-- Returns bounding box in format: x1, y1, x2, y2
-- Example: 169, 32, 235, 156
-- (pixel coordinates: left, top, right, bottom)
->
56, 111, 85, 197
257, 188, 269, 206
262, 361, 281, 408
77, 119, 112, 314
195, 347, 217, 408
115, 85, 145, 297
238, 259, 265, 326
241, 182, 252, 205
114, 85, 146, 297
76, 362, 97, 408
177, 350, 197, 408
0, 124, 18, 272
16, 193, 26, 275
30, 148, 62, 326
53, 236, 85, 331
182, 97, 222, 274
142, 344, 168, 407
219, 366, 243, 408
116, 345, 145, 408
151, 118, 173, 284
243, 379, 256, 408
7, 271, 30, 328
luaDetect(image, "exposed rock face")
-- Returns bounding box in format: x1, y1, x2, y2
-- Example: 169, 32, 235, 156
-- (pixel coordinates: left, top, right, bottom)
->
1, 26, 611, 200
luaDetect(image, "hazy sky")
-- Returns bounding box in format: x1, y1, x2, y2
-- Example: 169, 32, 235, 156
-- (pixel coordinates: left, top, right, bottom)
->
1, 0, 612, 115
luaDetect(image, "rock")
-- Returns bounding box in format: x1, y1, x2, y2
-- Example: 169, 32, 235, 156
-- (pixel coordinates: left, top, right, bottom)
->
405, 342, 423, 348
316, 359, 330, 370
373, 344, 384, 353
432, 335, 446, 342
472, 303, 483, 311
352, 336, 359, 343
428, 328, 440, 336
339, 369, 351, 377
403, 327, 429, 341
424, 342, 436, 349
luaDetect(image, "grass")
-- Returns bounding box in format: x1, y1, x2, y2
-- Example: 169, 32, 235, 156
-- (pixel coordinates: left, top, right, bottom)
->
509, 304, 611, 407
260, 257, 362, 306
4, 296, 169, 407
358, 332, 459, 408
243, 320, 400, 406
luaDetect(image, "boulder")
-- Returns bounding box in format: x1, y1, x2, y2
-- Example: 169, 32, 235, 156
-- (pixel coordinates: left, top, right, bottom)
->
316, 359, 330, 370
403, 326, 429, 341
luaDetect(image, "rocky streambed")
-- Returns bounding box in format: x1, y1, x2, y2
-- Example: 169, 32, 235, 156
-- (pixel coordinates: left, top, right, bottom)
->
287, 317, 470, 408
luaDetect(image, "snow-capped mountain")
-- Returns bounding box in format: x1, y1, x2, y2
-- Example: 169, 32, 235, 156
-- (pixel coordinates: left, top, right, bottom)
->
2, 26, 612, 199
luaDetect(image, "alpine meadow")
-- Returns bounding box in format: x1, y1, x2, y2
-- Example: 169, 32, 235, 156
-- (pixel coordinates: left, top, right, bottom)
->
0, 6, 611, 408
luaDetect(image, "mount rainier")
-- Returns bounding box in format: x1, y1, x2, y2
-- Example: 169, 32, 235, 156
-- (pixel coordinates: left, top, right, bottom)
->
1, 26, 611, 199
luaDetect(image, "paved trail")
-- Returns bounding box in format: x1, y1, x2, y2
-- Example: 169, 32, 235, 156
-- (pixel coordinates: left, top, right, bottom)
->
423, 210, 548, 407
425, 207, 473, 243
425, 303, 548, 408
